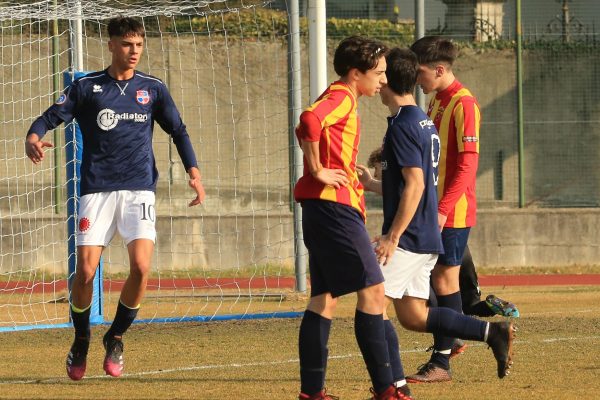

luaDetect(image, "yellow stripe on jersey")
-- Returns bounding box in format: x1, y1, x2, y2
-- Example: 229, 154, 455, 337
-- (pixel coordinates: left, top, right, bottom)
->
452, 194, 468, 228
342, 110, 362, 211
435, 94, 462, 199
322, 96, 353, 128
321, 184, 337, 202
324, 126, 332, 168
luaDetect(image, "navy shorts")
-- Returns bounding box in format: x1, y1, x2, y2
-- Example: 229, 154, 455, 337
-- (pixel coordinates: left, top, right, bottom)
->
437, 227, 471, 266
301, 200, 384, 298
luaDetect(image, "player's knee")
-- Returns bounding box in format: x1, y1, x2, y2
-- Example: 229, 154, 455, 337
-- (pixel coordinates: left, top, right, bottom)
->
73, 269, 96, 287
129, 262, 151, 278
358, 283, 385, 311
397, 312, 426, 332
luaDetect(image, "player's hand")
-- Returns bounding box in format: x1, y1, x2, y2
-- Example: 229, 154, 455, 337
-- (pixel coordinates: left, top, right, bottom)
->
25, 134, 53, 164
313, 168, 348, 189
188, 177, 205, 206
356, 164, 373, 191
373, 234, 397, 266
187, 167, 205, 206
437, 212, 447, 232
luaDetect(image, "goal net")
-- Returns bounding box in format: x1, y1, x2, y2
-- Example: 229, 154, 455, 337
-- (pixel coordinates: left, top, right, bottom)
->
0, 0, 302, 331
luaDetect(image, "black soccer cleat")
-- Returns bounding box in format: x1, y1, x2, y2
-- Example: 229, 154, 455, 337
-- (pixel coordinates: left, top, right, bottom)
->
486, 321, 516, 378
103, 333, 124, 377
66, 337, 90, 381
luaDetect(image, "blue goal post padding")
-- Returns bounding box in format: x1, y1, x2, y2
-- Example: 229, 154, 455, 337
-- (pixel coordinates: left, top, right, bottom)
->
64, 71, 104, 325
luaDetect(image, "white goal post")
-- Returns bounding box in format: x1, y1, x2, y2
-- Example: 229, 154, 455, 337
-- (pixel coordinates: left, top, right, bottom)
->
0, 0, 306, 331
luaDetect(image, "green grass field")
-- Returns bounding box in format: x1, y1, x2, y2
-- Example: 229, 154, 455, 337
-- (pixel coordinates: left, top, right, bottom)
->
0, 285, 599, 399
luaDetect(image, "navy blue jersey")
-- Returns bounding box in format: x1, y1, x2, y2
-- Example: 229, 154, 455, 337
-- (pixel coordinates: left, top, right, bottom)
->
381, 105, 444, 254
27, 69, 197, 196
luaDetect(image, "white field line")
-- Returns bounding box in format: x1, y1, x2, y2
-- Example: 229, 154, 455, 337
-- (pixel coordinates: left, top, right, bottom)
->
1, 334, 599, 385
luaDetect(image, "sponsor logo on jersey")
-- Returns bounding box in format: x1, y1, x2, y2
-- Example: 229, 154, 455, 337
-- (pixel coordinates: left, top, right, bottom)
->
136, 90, 150, 105
96, 108, 148, 131
78, 217, 91, 233
462, 136, 479, 143
55, 94, 67, 105
419, 118, 435, 129
93, 84, 103, 93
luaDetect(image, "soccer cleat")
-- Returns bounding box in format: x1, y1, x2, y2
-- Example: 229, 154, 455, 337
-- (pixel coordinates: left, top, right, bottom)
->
396, 385, 415, 400
406, 362, 452, 383
103, 333, 124, 377
485, 294, 520, 318
66, 337, 90, 381
298, 388, 339, 400
486, 321, 516, 378
450, 338, 467, 359
369, 385, 412, 399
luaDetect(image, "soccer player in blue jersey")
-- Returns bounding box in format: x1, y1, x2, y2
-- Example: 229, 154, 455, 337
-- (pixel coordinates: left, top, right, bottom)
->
24, 17, 205, 381
358, 48, 515, 394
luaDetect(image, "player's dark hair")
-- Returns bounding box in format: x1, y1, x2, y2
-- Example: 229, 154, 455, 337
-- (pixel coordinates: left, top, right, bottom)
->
410, 36, 457, 67
385, 48, 418, 96
107, 17, 145, 38
367, 146, 383, 168
333, 36, 388, 77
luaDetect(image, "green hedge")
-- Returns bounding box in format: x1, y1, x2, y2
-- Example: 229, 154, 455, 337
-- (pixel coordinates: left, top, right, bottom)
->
16, 7, 598, 52
172, 9, 414, 44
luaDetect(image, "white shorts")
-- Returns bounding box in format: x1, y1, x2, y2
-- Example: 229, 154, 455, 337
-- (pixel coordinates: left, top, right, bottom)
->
380, 247, 438, 300
77, 190, 156, 247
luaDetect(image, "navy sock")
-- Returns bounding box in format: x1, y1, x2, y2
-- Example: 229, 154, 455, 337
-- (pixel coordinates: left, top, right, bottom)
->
384, 319, 405, 384
467, 301, 496, 317
70, 304, 91, 340
430, 292, 462, 369
299, 310, 331, 395
426, 307, 487, 341
106, 301, 139, 338
354, 309, 393, 394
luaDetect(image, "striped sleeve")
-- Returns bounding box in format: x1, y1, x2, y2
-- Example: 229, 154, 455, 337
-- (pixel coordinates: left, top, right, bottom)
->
454, 97, 480, 153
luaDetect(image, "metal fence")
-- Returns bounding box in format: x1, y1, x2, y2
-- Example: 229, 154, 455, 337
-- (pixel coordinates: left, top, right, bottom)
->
270, 0, 600, 208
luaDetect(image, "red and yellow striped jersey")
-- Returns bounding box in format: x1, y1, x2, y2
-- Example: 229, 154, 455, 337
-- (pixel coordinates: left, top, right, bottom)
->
294, 81, 366, 220
427, 80, 480, 228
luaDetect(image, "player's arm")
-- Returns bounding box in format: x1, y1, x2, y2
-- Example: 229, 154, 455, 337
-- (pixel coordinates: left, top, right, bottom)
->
437, 98, 480, 229
25, 85, 78, 164
356, 164, 382, 195
297, 110, 348, 189
374, 166, 424, 265
154, 84, 205, 206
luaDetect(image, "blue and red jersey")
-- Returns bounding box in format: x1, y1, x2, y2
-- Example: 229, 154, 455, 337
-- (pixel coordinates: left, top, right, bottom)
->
27, 69, 197, 196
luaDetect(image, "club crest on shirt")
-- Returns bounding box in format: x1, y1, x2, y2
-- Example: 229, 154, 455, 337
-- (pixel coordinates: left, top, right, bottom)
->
55, 94, 67, 105
136, 90, 150, 105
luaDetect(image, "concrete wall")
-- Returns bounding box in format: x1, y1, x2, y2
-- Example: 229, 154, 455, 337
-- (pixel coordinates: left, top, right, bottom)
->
367, 209, 600, 268
2, 208, 599, 274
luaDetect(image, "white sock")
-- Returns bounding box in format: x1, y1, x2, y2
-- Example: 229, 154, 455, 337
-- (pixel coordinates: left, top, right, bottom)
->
394, 379, 407, 388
